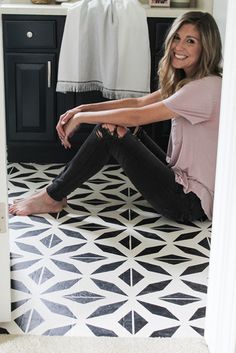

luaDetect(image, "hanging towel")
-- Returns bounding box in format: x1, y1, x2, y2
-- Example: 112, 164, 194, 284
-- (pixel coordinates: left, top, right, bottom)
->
56, 0, 151, 99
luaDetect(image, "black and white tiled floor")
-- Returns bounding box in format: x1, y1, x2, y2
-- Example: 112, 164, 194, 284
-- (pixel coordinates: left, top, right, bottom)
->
1, 163, 211, 338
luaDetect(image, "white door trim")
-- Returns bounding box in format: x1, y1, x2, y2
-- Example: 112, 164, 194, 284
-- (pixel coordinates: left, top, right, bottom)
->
205, 0, 236, 351
0, 15, 11, 322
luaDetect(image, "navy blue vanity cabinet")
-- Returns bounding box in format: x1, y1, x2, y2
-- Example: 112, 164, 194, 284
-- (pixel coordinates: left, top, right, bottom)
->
2, 14, 69, 162
3, 14, 173, 162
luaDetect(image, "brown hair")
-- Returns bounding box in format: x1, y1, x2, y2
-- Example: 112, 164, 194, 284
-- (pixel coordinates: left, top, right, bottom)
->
158, 11, 222, 98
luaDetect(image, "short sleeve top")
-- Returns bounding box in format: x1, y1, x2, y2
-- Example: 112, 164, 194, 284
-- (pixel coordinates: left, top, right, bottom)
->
163, 75, 222, 220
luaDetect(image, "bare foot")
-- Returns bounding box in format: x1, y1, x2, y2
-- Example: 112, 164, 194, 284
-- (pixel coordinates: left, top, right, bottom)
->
9, 190, 67, 216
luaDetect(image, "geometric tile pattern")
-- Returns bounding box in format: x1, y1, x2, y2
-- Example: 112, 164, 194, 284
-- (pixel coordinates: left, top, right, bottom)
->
1, 163, 212, 337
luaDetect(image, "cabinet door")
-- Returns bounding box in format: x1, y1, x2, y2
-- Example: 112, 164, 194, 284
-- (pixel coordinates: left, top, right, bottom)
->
5, 53, 56, 142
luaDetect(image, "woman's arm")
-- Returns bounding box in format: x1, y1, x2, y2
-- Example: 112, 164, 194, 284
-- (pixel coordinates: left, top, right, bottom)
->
62, 100, 176, 148
56, 90, 162, 139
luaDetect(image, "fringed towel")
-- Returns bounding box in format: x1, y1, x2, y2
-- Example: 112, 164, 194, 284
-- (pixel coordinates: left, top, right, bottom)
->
56, 0, 151, 99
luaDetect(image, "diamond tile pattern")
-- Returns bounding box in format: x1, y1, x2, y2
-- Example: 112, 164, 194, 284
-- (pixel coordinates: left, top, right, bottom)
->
1, 163, 212, 338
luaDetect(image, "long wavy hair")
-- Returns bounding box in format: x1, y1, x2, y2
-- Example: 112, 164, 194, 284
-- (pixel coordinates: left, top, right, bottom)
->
158, 11, 222, 99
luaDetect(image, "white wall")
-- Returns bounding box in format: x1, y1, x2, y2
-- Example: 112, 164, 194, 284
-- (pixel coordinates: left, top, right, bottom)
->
213, 0, 229, 49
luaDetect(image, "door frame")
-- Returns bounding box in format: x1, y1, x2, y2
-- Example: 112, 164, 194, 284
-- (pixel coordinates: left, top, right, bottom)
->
0, 14, 11, 323
204, 0, 236, 352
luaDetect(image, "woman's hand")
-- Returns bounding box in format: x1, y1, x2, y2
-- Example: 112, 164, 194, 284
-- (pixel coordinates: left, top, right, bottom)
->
56, 106, 84, 141
61, 115, 81, 149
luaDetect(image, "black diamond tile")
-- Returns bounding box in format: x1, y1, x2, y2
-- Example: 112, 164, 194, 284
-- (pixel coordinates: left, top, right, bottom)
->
10, 252, 23, 260
119, 268, 144, 286
29, 267, 54, 284
28, 215, 51, 225
52, 259, 81, 274
131, 268, 145, 286
138, 301, 179, 320
120, 209, 139, 221
102, 173, 124, 182
160, 293, 200, 306
75, 223, 109, 231
189, 307, 206, 321
19, 163, 37, 170
71, 253, 107, 263
150, 326, 180, 337
182, 280, 207, 294
15, 309, 44, 332
9, 222, 33, 230
43, 325, 74, 336
100, 192, 125, 201
41, 299, 76, 318
134, 217, 161, 227
95, 244, 126, 257
87, 324, 117, 337
190, 326, 204, 336
53, 243, 86, 255
120, 236, 141, 250
155, 255, 190, 265
138, 280, 172, 296
18, 229, 49, 239
64, 291, 104, 304
175, 231, 201, 241
12, 299, 29, 311
118, 311, 132, 333
15, 242, 42, 255
41, 234, 62, 248
88, 301, 127, 318
42, 279, 79, 294
11, 279, 31, 293
11, 259, 40, 271
98, 215, 126, 226
98, 204, 125, 213
96, 230, 124, 240
25, 177, 49, 183
198, 238, 210, 250
120, 187, 138, 197
101, 183, 124, 191
92, 279, 126, 295
59, 228, 86, 240
175, 245, 208, 258
134, 311, 148, 333
133, 203, 157, 213
89, 178, 110, 184
137, 261, 171, 276
82, 198, 108, 205
67, 204, 90, 213
10, 181, 29, 188
92, 261, 125, 274
0, 328, 10, 334
181, 263, 209, 276
135, 229, 165, 242
135, 245, 165, 257
152, 224, 183, 232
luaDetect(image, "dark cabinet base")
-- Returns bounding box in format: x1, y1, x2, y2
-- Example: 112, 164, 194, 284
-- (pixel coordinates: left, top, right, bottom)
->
4, 15, 173, 163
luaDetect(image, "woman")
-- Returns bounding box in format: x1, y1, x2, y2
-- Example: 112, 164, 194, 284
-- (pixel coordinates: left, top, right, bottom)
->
9, 11, 222, 222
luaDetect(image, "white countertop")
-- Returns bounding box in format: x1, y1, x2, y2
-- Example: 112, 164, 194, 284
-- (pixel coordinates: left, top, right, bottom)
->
0, 0, 212, 17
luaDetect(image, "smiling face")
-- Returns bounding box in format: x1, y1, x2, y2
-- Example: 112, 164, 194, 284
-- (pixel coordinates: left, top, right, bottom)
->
170, 23, 202, 77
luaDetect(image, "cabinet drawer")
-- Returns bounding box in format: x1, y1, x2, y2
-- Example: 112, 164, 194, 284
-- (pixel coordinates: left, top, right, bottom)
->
4, 20, 56, 49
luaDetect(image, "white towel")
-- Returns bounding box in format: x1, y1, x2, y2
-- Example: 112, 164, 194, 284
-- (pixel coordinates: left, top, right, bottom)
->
56, 0, 151, 99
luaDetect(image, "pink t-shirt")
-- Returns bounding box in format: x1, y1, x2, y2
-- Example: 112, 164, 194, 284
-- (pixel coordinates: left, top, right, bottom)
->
163, 76, 222, 220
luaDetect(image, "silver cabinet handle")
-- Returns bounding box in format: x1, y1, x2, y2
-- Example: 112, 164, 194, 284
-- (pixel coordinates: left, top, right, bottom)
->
26, 31, 33, 38
47, 61, 51, 88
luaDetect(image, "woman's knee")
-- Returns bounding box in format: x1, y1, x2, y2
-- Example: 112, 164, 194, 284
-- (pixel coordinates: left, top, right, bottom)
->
96, 124, 128, 139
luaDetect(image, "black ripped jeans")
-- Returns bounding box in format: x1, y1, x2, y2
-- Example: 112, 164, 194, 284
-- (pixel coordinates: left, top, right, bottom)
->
47, 125, 207, 222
